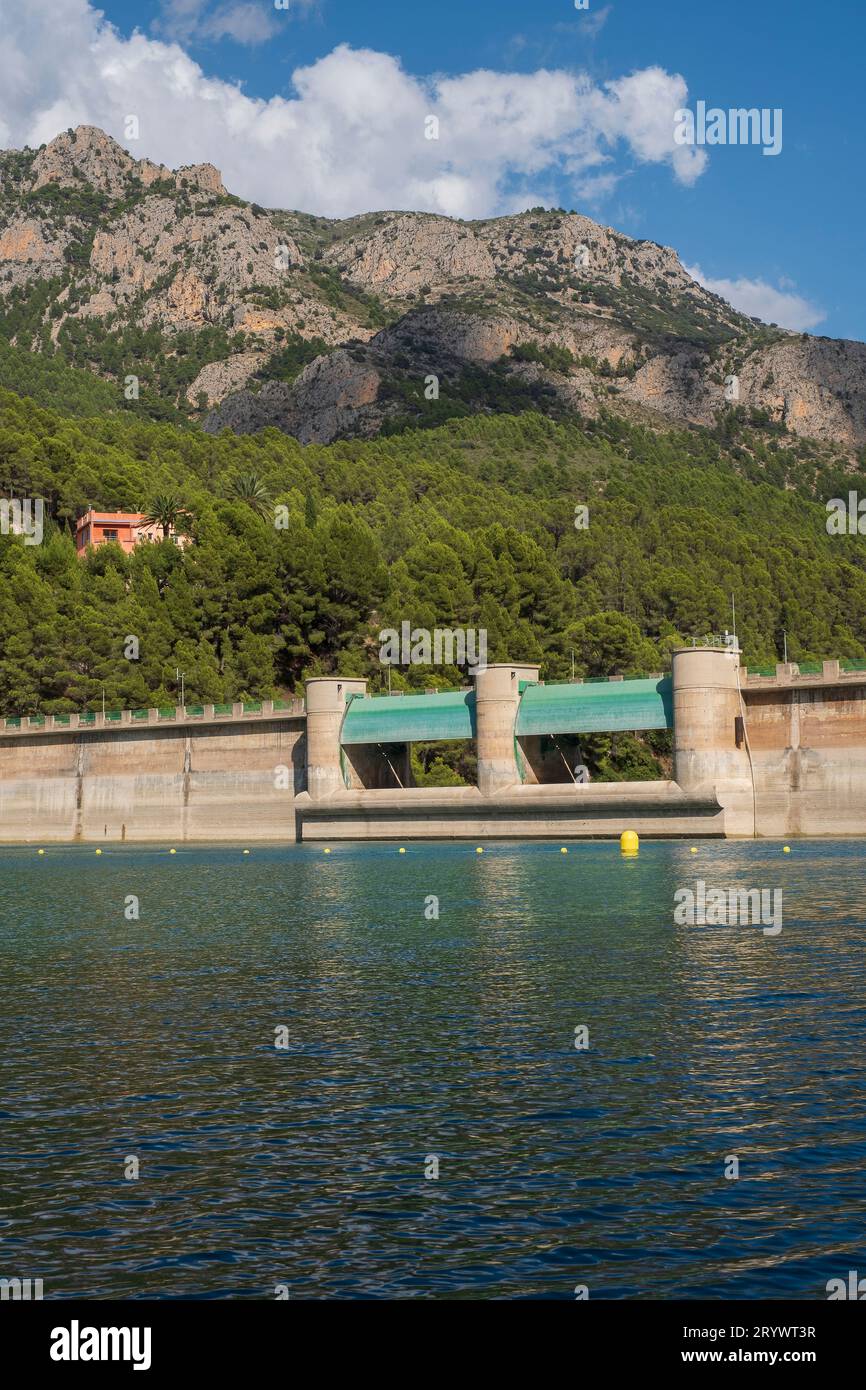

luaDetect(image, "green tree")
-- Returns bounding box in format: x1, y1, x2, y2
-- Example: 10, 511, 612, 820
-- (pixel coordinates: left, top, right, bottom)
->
231, 470, 273, 520
142, 492, 192, 539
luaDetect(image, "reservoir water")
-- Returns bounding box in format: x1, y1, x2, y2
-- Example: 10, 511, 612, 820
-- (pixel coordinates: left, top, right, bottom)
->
1, 839, 864, 1300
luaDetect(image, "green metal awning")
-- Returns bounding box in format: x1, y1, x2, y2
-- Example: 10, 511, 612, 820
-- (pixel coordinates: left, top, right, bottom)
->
341, 690, 476, 745
516, 677, 672, 736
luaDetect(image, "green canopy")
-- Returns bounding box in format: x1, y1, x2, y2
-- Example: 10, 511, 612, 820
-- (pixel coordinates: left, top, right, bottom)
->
516, 677, 672, 735
341, 690, 476, 745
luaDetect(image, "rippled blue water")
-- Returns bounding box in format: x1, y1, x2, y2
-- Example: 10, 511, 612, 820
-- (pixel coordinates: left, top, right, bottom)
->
1, 838, 865, 1299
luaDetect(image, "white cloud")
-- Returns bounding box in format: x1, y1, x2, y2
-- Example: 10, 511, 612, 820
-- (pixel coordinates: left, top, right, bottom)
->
581, 5, 613, 40
593, 68, 707, 186
203, 4, 280, 45
573, 170, 623, 204
153, 0, 208, 41
685, 263, 825, 332
0, 0, 710, 219
153, 0, 298, 46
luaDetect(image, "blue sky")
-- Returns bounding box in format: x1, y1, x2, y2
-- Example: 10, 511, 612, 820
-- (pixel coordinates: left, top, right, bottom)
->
2, 0, 862, 340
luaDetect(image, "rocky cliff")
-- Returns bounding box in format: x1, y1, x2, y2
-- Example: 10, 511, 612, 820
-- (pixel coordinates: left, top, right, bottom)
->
1, 125, 863, 451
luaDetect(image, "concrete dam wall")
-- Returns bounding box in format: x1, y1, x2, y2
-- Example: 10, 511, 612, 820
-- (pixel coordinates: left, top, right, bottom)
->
1, 651, 866, 842
671, 650, 866, 838
0, 706, 305, 843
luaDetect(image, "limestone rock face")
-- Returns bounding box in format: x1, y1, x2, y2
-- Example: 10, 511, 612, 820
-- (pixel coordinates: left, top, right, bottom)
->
289, 351, 383, 444
373, 304, 638, 371
2, 126, 311, 336
614, 335, 866, 444
374, 307, 522, 363
84, 197, 303, 330
737, 337, 866, 446
0, 218, 57, 265
205, 350, 384, 445
475, 211, 708, 300
203, 302, 613, 440
331, 213, 497, 295
619, 352, 715, 424
187, 352, 268, 407
28, 127, 144, 197
27, 127, 226, 199
176, 163, 226, 197
0, 124, 863, 450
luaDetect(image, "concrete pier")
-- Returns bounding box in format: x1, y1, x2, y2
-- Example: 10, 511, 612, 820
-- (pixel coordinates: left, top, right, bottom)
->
305, 677, 367, 799
672, 645, 755, 836
474, 664, 540, 796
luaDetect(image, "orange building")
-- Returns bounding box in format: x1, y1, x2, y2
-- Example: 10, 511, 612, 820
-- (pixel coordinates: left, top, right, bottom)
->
75, 509, 185, 556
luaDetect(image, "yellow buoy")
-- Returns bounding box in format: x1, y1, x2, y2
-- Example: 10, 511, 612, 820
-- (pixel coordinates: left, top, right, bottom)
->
95, 848, 102, 855
399, 847, 406, 854
37, 849, 45, 856
783, 845, 791, 854
323, 847, 331, 854
243, 849, 250, 855
620, 830, 639, 857
690, 846, 698, 854
169, 848, 176, 855
475, 847, 484, 854
560, 847, 568, 854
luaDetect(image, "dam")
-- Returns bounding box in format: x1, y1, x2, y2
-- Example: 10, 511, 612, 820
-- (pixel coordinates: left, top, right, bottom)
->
1, 647, 865, 842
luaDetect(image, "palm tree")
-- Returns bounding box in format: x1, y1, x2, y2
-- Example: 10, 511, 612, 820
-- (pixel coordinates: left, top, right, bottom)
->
141, 493, 192, 540
231, 470, 273, 520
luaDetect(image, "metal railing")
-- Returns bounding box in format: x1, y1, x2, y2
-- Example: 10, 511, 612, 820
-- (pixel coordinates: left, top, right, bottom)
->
0, 697, 306, 735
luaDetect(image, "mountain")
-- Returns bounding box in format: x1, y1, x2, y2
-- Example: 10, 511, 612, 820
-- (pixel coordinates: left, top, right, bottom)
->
2, 126, 866, 724
1, 125, 865, 451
